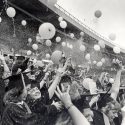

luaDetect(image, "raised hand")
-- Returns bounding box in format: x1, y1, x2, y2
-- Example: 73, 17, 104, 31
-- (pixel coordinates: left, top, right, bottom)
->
0, 54, 5, 61
55, 85, 72, 108
121, 106, 125, 118
51, 101, 62, 111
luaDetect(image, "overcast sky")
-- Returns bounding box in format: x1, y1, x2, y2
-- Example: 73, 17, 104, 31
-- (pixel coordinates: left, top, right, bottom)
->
57, 0, 125, 49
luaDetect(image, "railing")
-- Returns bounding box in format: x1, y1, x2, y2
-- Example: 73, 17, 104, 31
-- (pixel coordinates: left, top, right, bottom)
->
55, 4, 117, 46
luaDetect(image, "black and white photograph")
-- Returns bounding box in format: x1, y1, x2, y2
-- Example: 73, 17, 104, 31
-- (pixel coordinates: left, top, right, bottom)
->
0, 0, 125, 125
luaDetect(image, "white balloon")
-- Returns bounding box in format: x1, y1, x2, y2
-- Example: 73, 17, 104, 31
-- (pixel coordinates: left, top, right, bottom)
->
80, 45, 86, 51
93, 61, 97, 64
97, 61, 103, 67
82, 78, 92, 90
39, 23, 56, 39
32, 44, 38, 50
62, 42, 66, 47
69, 45, 73, 49
56, 36, 61, 42
60, 21, 67, 29
109, 33, 116, 41
80, 32, 84, 36
6, 7, 16, 18
0, 17, 2, 23
113, 46, 120, 54
101, 58, 105, 63
46, 40, 52, 47
28, 38, 32, 43
85, 53, 90, 60
94, 44, 100, 51
109, 78, 114, 84
21, 20, 27, 26
70, 33, 74, 38
98, 40, 105, 48
58, 17, 63, 22
46, 53, 51, 59
27, 50, 32, 56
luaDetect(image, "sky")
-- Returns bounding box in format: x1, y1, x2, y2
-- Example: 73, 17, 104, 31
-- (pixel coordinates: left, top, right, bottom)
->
57, 0, 125, 49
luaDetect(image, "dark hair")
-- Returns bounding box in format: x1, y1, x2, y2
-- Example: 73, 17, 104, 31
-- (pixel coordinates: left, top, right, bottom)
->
60, 75, 72, 84
97, 94, 114, 109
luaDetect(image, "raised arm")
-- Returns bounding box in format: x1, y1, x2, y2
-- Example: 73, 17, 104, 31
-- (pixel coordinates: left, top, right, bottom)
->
55, 85, 90, 125
48, 57, 71, 99
121, 106, 125, 125
110, 64, 124, 101
0, 55, 11, 78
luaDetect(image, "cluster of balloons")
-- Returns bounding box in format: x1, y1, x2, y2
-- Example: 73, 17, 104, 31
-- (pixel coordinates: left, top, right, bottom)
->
58, 17, 67, 29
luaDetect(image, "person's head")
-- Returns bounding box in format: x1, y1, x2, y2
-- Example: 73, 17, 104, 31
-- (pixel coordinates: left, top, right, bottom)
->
27, 84, 41, 100
98, 96, 121, 122
83, 108, 94, 123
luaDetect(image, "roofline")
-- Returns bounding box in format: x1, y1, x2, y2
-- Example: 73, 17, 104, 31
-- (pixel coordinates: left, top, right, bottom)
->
39, 0, 125, 53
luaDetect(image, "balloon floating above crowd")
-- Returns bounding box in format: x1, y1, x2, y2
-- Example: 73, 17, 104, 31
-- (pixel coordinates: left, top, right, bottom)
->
94, 10, 102, 18
97, 61, 103, 67
58, 17, 63, 22
27, 50, 32, 56
60, 21, 67, 29
21, 20, 27, 26
39, 23, 56, 39
51, 50, 62, 64
94, 44, 100, 51
32, 44, 38, 50
28, 38, 32, 43
80, 45, 86, 52
6, 7, 16, 18
80, 32, 84, 37
113, 46, 120, 54
46, 40, 52, 47
46, 53, 51, 59
109, 33, 116, 41
85, 53, 90, 60
62, 42, 66, 47
56, 36, 61, 43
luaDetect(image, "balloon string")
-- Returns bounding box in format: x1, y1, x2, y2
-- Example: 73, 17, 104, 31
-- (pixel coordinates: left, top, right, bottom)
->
12, 18, 16, 37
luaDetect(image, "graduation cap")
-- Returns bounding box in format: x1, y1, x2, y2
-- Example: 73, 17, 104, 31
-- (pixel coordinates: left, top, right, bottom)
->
11, 58, 29, 75
5, 58, 30, 91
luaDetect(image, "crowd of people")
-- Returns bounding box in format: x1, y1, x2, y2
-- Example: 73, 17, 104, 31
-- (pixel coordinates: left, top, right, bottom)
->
0, 52, 125, 125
